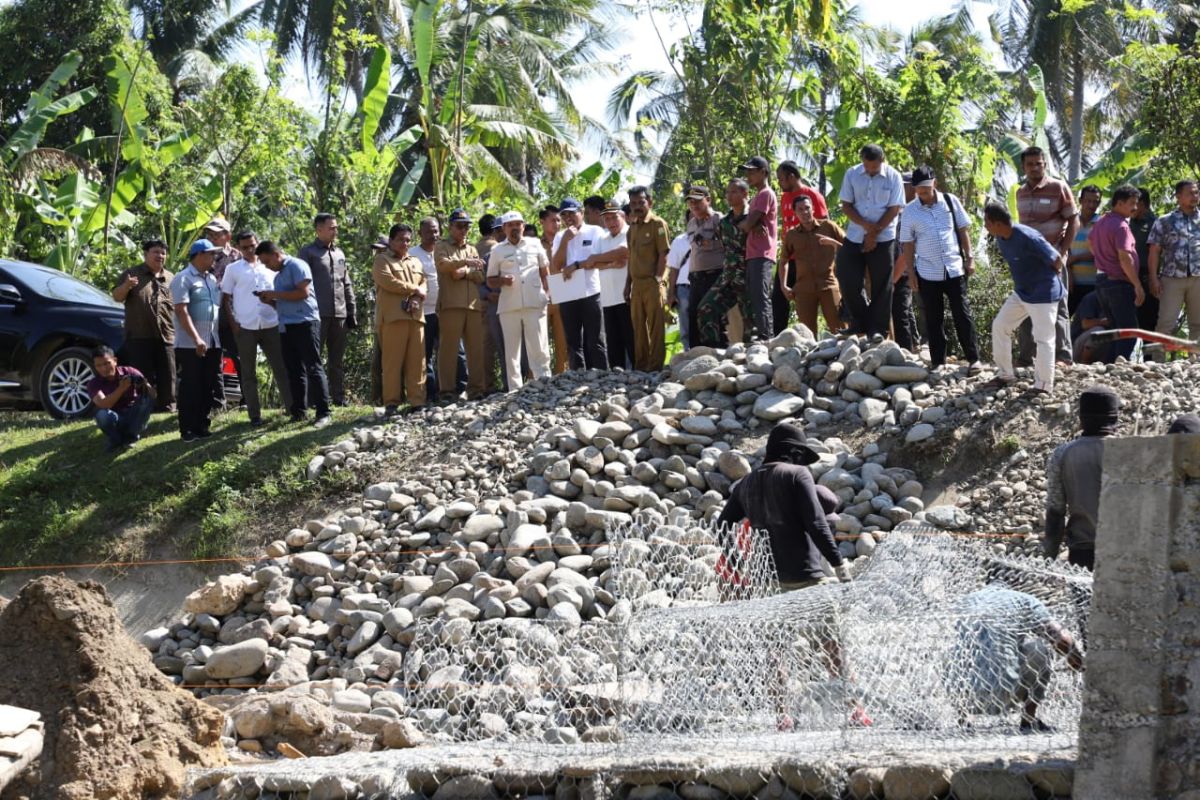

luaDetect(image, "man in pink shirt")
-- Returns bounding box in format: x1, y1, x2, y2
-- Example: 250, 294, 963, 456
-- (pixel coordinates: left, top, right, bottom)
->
739, 155, 779, 339
1088, 184, 1143, 361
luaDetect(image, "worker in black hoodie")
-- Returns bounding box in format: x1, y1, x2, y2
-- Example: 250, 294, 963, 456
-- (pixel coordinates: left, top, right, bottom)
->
719, 423, 851, 588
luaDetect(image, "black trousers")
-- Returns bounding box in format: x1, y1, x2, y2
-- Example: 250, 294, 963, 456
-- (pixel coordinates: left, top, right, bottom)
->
214, 316, 240, 406
688, 269, 725, 347
891, 278, 922, 352
319, 316, 348, 404
558, 294, 607, 369
836, 240, 894, 336
176, 346, 221, 435
771, 261, 796, 337
282, 320, 331, 418
603, 302, 635, 370
1068, 547, 1094, 570
123, 337, 175, 411
917, 275, 980, 367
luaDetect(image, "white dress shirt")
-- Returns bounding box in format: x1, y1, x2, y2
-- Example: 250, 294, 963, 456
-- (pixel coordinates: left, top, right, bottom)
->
220, 258, 279, 330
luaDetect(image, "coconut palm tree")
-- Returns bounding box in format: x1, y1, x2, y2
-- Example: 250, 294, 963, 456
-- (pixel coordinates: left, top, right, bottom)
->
994, 0, 1126, 182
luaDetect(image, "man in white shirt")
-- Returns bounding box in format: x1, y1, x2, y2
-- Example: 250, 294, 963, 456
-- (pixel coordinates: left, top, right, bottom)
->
412, 216, 464, 397
586, 201, 633, 369
666, 230, 692, 349
549, 197, 608, 369
487, 211, 551, 391
220, 231, 292, 426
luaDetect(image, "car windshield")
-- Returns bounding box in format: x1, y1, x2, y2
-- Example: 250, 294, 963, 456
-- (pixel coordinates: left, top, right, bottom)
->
2, 262, 119, 308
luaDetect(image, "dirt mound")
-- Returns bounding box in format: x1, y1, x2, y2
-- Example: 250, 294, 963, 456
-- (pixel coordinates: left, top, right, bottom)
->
0, 576, 225, 800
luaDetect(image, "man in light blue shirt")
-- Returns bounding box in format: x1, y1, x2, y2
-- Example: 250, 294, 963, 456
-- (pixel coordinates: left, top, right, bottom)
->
897, 166, 982, 372
256, 240, 331, 428
837, 144, 905, 337
170, 238, 223, 441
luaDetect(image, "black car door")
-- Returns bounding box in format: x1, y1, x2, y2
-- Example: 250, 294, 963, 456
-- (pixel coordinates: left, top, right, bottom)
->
0, 265, 30, 391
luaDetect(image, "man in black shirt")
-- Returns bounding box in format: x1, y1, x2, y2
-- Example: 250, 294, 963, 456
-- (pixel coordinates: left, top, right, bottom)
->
718, 423, 851, 588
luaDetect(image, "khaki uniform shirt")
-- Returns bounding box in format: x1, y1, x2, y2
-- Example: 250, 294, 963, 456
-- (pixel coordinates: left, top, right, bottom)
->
373, 251, 426, 325
114, 263, 175, 343
434, 240, 484, 311
627, 212, 671, 282
784, 221, 845, 290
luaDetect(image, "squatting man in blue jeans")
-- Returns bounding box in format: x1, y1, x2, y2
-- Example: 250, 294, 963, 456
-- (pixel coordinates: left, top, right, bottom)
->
87, 345, 156, 452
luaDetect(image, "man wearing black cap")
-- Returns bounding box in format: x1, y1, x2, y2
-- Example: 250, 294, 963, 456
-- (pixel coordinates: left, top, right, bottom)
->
435, 209, 487, 399
738, 156, 779, 339
624, 187, 671, 370
837, 144, 905, 337
718, 424, 852, 588
550, 197, 608, 369
1044, 385, 1121, 569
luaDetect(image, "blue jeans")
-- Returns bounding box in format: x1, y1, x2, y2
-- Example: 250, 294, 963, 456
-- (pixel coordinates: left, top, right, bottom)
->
676, 284, 691, 350
95, 394, 153, 449
1096, 276, 1139, 361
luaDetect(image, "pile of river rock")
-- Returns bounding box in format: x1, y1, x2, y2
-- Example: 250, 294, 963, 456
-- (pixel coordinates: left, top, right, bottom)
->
152, 324, 1191, 758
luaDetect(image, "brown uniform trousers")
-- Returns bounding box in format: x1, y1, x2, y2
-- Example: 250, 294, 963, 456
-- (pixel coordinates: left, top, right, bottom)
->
630, 277, 666, 371
435, 240, 486, 398
380, 320, 426, 407
792, 283, 842, 336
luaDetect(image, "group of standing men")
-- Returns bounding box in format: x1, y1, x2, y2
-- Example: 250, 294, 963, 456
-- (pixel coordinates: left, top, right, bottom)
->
101, 214, 361, 447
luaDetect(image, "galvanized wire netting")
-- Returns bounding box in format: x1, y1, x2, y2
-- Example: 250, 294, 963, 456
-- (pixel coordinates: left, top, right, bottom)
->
186, 521, 1091, 799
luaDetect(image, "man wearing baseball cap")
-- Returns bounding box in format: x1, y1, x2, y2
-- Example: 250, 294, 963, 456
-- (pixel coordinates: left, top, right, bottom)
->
435, 209, 487, 399
585, 200, 635, 369
550, 198, 608, 369
837, 144, 905, 337
204, 216, 240, 407
487, 210, 551, 390
170, 238, 224, 441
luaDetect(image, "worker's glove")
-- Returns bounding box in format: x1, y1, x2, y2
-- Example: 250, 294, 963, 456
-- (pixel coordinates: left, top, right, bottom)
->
834, 564, 852, 583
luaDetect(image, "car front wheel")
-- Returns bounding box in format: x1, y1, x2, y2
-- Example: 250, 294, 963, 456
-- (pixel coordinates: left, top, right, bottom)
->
40, 346, 96, 419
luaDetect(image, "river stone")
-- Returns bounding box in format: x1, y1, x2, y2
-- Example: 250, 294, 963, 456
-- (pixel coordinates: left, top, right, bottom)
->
205, 638, 268, 679
950, 767, 1034, 800
676, 355, 721, 381
844, 370, 884, 393
859, 398, 888, 427
462, 513, 503, 542
680, 415, 718, 436
881, 765, 952, 800
905, 423, 935, 443
753, 390, 805, 421
717, 451, 752, 480
875, 364, 929, 383
925, 505, 970, 530
184, 574, 252, 616
771, 364, 805, 393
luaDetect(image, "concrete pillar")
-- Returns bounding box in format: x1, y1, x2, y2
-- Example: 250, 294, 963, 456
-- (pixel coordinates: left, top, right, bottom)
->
1075, 434, 1200, 799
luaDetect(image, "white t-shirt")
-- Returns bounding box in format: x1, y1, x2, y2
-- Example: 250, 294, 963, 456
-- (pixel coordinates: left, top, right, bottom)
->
412, 244, 438, 315
553, 224, 603, 298
220, 258, 279, 330
666, 233, 692, 285
596, 225, 629, 308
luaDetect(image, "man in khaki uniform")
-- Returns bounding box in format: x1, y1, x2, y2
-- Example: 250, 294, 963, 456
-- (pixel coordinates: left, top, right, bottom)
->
624, 185, 671, 371
374, 223, 427, 414
435, 209, 487, 399
488, 210, 551, 391
539, 206, 570, 374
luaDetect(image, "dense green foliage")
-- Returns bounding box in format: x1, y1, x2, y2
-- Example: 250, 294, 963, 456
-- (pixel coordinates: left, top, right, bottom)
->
0, 0, 1194, 397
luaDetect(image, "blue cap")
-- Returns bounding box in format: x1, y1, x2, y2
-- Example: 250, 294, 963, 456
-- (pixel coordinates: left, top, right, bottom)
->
559, 198, 582, 212
188, 238, 221, 259
448, 208, 471, 224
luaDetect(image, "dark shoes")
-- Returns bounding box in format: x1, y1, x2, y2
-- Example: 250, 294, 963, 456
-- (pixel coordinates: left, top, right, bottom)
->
181, 431, 198, 443
313, 415, 332, 429
1019, 718, 1055, 734
248, 417, 266, 428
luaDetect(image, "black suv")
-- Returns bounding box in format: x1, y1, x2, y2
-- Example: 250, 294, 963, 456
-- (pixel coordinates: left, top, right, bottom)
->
0, 259, 127, 418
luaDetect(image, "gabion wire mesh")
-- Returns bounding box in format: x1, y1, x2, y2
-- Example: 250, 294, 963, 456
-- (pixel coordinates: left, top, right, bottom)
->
186, 520, 1092, 800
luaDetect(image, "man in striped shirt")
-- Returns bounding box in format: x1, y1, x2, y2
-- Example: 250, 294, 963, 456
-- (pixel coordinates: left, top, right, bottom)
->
897, 166, 982, 373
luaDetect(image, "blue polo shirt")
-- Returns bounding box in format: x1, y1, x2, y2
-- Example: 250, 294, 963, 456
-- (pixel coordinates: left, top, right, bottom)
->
996, 224, 1065, 304
169, 264, 221, 348
274, 256, 320, 328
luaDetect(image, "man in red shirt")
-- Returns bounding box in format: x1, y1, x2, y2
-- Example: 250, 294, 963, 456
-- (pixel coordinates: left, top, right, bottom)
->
739, 156, 779, 340
775, 160, 828, 335
1088, 185, 1144, 361
87, 346, 156, 452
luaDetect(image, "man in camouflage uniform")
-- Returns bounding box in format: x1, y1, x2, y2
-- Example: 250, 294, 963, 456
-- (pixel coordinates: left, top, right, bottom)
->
697, 178, 755, 346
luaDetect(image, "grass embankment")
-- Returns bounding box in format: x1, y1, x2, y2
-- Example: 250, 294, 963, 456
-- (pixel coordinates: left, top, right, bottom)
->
0, 406, 372, 567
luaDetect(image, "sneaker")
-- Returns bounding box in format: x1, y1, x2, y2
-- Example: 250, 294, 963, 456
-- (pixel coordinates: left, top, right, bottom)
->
181, 431, 198, 443
313, 415, 332, 429
248, 417, 266, 428
1019, 718, 1054, 734
967, 361, 984, 376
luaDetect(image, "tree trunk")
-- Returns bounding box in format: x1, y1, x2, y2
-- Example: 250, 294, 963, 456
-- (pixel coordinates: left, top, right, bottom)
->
1069, 45, 1084, 183
817, 85, 829, 194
